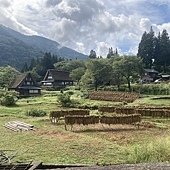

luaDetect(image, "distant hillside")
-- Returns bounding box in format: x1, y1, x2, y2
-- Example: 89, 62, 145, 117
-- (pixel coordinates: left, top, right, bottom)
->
0, 24, 88, 70
0, 25, 44, 69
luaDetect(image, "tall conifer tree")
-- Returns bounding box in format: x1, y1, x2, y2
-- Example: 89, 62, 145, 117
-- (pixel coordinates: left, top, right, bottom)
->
137, 27, 155, 69
159, 29, 170, 72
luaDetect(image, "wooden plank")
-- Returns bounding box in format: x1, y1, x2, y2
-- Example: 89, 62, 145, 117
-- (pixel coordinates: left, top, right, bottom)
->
14, 121, 34, 128
3, 124, 20, 132
3, 121, 34, 132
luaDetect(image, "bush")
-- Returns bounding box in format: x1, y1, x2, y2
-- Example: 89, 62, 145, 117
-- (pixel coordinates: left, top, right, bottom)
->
0, 90, 19, 106
26, 109, 47, 117
1, 95, 15, 106
80, 90, 89, 99
57, 92, 72, 107
65, 90, 74, 95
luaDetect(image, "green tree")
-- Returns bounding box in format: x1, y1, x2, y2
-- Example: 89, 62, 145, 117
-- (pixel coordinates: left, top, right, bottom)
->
137, 27, 155, 69
107, 47, 118, 58
54, 60, 85, 72
153, 32, 161, 71
159, 29, 170, 73
41, 52, 55, 70
112, 56, 144, 91
29, 58, 38, 70
89, 50, 96, 59
107, 56, 123, 90
82, 59, 113, 91
81, 70, 94, 88
70, 67, 85, 88
33, 52, 55, 79
0, 66, 19, 89
111, 69, 122, 90
107, 47, 113, 58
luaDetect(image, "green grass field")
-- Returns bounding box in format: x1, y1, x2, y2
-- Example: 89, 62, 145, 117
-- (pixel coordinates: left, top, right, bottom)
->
0, 91, 170, 165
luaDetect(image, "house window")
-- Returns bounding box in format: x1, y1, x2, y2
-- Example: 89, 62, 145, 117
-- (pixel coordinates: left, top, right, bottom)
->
29, 90, 39, 94
26, 77, 31, 81
44, 82, 52, 85
26, 82, 31, 85
47, 75, 53, 79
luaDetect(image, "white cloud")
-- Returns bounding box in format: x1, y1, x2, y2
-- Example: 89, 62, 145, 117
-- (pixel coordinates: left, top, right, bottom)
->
140, 18, 152, 32
0, 0, 170, 57
0, 0, 11, 7
95, 41, 110, 57
76, 42, 85, 54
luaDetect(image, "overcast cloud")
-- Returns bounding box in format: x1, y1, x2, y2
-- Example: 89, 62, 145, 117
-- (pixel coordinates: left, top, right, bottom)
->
0, 0, 170, 57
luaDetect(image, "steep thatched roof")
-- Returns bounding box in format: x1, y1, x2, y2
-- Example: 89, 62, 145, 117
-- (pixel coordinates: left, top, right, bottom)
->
9, 73, 27, 89
9, 72, 37, 89
44, 69, 73, 81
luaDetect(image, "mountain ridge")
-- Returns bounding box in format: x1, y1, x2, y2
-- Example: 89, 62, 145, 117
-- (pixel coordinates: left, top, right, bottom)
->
0, 24, 88, 70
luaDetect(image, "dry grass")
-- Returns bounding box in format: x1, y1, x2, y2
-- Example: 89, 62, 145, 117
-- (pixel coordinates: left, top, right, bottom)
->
0, 93, 170, 165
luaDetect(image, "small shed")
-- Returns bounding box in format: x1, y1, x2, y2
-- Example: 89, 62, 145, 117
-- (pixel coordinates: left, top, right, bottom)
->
41, 69, 73, 87
8, 72, 41, 97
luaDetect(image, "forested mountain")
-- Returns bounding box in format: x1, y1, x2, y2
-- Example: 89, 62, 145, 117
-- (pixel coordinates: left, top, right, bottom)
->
0, 25, 44, 69
0, 24, 87, 70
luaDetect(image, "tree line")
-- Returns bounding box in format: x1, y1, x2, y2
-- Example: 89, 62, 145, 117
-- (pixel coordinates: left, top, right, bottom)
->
88, 27, 170, 74
137, 27, 170, 73
48, 55, 144, 91
0, 55, 144, 91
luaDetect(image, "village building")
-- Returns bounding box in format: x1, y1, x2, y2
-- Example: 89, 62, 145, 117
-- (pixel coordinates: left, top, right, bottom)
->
8, 72, 41, 97
141, 69, 160, 83
161, 74, 170, 81
41, 69, 73, 87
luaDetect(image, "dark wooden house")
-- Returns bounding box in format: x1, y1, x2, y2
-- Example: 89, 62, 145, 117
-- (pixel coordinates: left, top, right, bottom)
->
8, 72, 41, 97
41, 69, 73, 87
141, 69, 159, 83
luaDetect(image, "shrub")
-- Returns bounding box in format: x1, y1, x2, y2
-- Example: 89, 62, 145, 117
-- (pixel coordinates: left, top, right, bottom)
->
1, 95, 16, 106
57, 92, 72, 107
80, 90, 89, 99
66, 90, 74, 95
26, 109, 47, 117
0, 90, 19, 106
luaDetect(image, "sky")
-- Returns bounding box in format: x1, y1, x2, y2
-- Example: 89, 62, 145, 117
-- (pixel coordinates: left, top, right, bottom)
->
1, 0, 170, 57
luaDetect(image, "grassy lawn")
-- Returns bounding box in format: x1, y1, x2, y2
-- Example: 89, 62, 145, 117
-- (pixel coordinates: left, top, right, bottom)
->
0, 91, 170, 165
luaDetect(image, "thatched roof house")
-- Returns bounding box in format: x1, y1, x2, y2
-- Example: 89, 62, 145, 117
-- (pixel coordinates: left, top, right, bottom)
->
41, 69, 73, 87
8, 72, 41, 97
